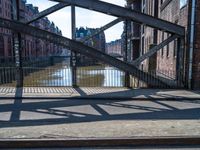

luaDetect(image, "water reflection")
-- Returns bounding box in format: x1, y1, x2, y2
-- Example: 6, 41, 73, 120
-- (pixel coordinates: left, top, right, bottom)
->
103, 67, 125, 87
48, 66, 72, 86
22, 60, 125, 87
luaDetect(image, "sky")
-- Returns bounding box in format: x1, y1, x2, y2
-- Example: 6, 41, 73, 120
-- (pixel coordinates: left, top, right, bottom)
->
26, 0, 126, 42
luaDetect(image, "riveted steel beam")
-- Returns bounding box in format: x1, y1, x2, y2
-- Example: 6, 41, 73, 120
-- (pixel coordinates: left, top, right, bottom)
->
132, 34, 179, 66
51, 0, 185, 36
21, 3, 70, 24
176, 37, 185, 87
0, 18, 169, 87
13, 0, 23, 87
71, 5, 77, 87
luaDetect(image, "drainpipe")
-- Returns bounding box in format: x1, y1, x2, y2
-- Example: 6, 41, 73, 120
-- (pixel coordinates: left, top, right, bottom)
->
188, 0, 196, 89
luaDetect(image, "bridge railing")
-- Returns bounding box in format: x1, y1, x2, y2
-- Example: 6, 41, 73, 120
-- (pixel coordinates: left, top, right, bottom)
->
0, 65, 125, 87
129, 69, 183, 89
0, 67, 17, 87
0, 56, 183, 88
0, 65, 183, 88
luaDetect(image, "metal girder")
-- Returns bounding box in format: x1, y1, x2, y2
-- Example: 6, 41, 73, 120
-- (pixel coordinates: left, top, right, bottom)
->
176, 38, 185, 87
81, 18, 123, 42
13, 0, 23, 87
0, 18, 169, 87
132, 34, 179, 66
71, 5, 77, 87
51, 0, 185, 36
21, 3, 70, 24
124, 19, 130, 87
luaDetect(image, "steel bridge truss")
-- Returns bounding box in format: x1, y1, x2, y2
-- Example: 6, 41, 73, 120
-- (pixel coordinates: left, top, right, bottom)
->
0, 0, 186, 88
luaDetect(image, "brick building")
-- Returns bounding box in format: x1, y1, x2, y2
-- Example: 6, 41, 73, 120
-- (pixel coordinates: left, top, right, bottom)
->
0, 0, 62, 61
75, 27, 106, 65
20, 0, 63, 58
0, 0, 12, 58
106, 39, 122, 56
126, 0, 200, 89
157, 0, 189, 78
76, 27, 106, 52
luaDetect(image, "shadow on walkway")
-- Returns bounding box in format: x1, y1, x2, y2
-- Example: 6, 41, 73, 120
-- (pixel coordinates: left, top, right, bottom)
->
0, 88, 200, 128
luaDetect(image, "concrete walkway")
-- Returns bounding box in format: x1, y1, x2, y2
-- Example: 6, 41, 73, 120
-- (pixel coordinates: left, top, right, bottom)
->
0, 97, 200, 139
0, 87, 199, 139
0, 87, 200, 99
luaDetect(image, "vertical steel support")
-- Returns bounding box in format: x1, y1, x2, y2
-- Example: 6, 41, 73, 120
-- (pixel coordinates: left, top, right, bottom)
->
71, 5, 77, 87
13, 0, 23, 87
176, 37, 185, 87
124, 20, 130, 88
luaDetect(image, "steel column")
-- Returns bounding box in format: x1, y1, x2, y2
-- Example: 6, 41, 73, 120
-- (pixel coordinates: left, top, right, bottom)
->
51, 0, 185, 36
21, 3, 70, 24
12, 0, 23, 87
124, 20, 130, 87
176, 37, 185, 87
71, 5, 77, 87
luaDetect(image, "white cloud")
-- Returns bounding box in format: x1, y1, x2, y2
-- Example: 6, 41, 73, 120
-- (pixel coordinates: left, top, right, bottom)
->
27, 0, 125, 42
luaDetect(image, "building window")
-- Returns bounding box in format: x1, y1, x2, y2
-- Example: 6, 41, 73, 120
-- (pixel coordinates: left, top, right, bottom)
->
173, 20, 178, 58
173, 39, 177, 58
161, 32, 164, 57
141, 36, 144, 55
80, 33, 84, 38
166, 33, 170, 58
8, 37, 12, 56
180, 0, 187, 9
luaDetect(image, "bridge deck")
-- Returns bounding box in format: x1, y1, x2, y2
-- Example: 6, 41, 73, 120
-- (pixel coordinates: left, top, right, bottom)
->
0, 87, 199, 99
0, 95, 199, 139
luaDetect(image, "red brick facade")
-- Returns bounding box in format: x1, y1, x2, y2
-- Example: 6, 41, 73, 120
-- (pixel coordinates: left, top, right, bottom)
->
0, 0, 62, 60
126, 0, 200, 89
157, 0, 189, 79
106, 39, 122, 56
0, 0, 12, 57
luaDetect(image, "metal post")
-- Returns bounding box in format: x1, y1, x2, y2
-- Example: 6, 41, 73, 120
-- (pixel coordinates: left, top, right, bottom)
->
71, 5, 77, 87
13, 0, 23, 87
176, 37, 185, 87
125, 20, 130, 88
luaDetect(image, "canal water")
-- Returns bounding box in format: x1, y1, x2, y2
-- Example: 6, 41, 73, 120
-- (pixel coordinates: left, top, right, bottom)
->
22, 59, 125, 87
